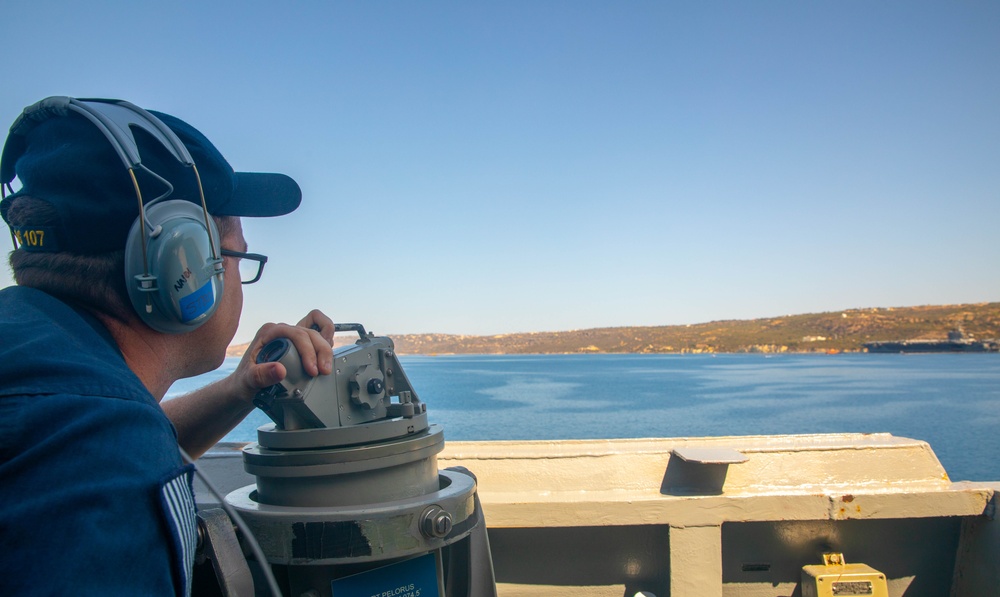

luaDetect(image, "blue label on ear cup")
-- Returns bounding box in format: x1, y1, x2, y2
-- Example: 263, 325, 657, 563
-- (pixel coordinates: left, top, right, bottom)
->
178, 280, 215, 322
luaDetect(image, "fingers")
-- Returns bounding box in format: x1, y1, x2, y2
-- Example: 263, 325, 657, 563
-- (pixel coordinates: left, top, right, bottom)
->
297, 309, 335, 345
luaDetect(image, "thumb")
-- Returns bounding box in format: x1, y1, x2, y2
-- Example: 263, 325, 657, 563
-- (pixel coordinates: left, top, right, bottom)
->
250, 361, 287, 389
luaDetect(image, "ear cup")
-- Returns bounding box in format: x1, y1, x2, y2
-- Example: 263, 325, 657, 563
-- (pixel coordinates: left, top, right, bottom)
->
124, 200, 224, 333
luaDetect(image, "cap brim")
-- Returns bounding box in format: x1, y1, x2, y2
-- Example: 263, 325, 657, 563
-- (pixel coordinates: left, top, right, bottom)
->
214, 171, 302, 217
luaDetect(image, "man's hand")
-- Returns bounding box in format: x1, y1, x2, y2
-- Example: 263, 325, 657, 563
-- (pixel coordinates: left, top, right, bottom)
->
230, 309, 336, 403
163, 309, 336, 459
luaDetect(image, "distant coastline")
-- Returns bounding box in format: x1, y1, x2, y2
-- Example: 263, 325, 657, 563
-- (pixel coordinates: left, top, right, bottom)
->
227, 302, 1000, 357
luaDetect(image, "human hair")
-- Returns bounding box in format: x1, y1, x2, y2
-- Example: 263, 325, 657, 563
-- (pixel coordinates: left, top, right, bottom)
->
6, 195, 238, 323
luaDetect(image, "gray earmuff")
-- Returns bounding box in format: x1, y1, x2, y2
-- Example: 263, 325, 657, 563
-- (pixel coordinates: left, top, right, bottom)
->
124, 200, 224, 334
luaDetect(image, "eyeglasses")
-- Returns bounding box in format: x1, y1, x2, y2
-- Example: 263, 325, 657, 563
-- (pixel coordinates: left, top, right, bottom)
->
221, 249, 268, 284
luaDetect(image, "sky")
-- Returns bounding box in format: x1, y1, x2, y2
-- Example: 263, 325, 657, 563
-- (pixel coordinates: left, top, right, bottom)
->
1, 1, 998, 344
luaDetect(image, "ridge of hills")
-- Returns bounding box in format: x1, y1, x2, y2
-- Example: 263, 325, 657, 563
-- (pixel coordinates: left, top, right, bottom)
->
228, 302, 1000, 357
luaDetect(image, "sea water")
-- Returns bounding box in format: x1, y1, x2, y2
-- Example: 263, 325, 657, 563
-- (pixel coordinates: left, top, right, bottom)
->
165, 353, 1000, 482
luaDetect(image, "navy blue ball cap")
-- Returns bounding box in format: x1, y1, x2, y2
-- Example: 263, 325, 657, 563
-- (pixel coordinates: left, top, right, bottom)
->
0, 96, 301, 254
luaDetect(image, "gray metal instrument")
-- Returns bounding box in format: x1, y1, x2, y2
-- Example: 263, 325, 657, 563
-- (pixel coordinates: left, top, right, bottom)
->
251, 323, 427, 449
216, 324, 496, 597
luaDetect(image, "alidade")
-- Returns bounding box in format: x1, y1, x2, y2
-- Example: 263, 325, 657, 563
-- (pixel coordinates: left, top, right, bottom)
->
251, 323, 427, 448
219, 324, 496, 597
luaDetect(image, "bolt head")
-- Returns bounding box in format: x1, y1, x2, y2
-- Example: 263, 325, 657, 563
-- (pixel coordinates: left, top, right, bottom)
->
434, 513, 453, 536
420, 507, 453, 538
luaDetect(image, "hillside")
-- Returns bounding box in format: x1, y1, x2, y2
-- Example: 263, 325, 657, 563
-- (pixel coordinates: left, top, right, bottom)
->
228, 303, 1000, 356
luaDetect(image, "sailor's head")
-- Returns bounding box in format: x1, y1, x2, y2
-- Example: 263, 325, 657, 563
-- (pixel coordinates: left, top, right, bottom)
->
0, 97, 300, 343
1, 96, 301, 255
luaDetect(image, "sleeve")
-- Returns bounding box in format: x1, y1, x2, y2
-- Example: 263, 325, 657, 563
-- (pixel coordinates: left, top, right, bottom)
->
0, 392, 194, 596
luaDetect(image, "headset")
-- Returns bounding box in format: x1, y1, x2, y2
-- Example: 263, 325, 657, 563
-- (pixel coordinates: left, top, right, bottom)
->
0, 97, 224, 334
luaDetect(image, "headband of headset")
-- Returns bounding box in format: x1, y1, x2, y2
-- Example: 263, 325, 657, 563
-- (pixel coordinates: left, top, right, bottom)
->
2, 97, 192, 183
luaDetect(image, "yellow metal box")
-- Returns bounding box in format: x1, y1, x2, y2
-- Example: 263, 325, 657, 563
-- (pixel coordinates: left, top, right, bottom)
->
801, 554, 888, 597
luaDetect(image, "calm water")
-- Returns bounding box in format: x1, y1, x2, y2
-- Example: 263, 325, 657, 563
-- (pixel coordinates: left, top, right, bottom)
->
167, 353, 1000, 482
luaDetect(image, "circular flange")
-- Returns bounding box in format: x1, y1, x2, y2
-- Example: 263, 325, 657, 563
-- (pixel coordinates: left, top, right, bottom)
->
225, 468, 479, 565
245, 426, 446, 507
256, 412, 429, 450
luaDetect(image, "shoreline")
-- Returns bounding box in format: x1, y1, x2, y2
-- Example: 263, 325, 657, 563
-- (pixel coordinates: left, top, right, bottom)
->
227, 302, 1000, 358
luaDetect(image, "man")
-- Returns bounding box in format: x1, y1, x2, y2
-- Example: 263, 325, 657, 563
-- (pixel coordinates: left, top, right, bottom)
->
0, 97, 332, 595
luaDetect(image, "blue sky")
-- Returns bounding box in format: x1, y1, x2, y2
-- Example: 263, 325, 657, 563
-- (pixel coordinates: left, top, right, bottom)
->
2, 1, 998, 343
